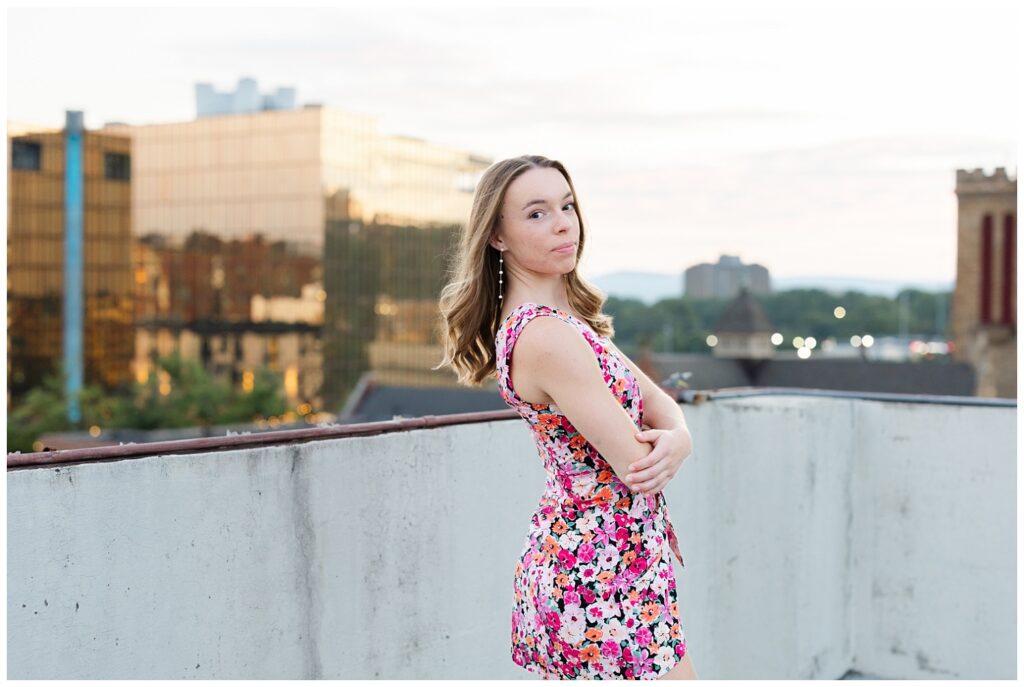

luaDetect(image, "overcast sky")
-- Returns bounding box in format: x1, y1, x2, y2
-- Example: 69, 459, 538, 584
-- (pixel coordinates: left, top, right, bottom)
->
6, 2, 1018, 283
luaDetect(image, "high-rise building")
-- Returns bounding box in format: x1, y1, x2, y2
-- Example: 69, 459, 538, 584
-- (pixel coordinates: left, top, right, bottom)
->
951, 167, 1016, 398
7, 112, 134, 408
195, 77, 297, 117
684, 254, 771, 300
105, 98, 492, 410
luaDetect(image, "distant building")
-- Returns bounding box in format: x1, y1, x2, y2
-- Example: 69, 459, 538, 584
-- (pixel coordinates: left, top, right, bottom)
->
103, 86, 492, 410
951, 167, 1016, 399
709, 287, 775, 362
7, 111, 134, 412
684, 254, 771, 300
195, 77, 296, 117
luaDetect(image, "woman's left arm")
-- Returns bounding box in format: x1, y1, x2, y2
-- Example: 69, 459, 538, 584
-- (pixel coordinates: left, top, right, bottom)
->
607, 341, 693, 495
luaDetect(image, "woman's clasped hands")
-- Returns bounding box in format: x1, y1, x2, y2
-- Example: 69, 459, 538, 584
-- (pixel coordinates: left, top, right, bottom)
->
624, 426, 691, 495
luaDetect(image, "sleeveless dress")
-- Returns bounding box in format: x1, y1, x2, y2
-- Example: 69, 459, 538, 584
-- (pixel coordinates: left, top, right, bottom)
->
495, 302, 688, 680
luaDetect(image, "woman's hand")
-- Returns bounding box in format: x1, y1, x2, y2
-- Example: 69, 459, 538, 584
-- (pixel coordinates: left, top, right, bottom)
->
625, 427, 691, 495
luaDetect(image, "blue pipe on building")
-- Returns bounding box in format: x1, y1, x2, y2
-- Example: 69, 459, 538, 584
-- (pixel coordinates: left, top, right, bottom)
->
64, 111, 84, 424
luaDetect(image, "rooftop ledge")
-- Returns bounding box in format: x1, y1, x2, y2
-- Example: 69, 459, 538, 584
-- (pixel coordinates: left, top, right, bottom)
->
7, 387, 1016, 679
7, 386, 1014, 470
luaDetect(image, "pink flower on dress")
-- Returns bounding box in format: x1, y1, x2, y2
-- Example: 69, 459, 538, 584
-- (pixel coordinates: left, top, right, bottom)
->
629, 556, 648, 575
633, 648, 654, 676
579, 586, 596, 604
600, 640, 622, 660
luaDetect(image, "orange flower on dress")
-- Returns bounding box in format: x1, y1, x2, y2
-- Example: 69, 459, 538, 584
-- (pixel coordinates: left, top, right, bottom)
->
596, 571, 614, 585
552, 587, 562, 600
671, 623, 681, 639
554, 573, 570, 588
537, 413, 560, 431
670, 601, 679, 618
584, 628, 604, 642
630, 531, 642, 545
592, 486, 614, 506
552, 519, 568, 535
622, 550, 636, 567
541, 536, 559, 556
627, 589, 641, 604
580, 645, 601, 663
596, 469, 614, 484
640, 602, 661, 623
615, 496, 632, 510
569, 435, 588, 450
613, 378, 626, 395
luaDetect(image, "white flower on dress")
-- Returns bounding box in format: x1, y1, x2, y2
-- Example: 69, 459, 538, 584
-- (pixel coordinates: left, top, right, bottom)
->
596, 545, 619, 571
599, 597, 623, 620
654, 644, 677, 673
557, 603, 587, 643
577, 511, 599, 533
584, 597, 621, 623
654, 620, 671, 643
558, 529, 582, 551
651, 572, 669, 595
603, 617, 628, 642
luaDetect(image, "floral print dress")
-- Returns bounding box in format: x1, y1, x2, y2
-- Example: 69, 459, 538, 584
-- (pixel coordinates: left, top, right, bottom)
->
495, 302, 688, 680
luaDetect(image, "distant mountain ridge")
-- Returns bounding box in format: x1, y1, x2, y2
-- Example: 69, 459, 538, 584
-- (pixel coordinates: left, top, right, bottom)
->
590, 271, 954, 303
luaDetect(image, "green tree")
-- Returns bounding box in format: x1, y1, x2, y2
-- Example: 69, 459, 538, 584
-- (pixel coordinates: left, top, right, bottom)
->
602, 288, 953, 354
221, 365, 288, 424
6, 364, 120, 453
7, 354, 294, 453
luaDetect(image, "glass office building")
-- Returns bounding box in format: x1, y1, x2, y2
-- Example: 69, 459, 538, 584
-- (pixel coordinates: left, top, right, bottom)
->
7, 120, 134, 400
105, 105, 491, 410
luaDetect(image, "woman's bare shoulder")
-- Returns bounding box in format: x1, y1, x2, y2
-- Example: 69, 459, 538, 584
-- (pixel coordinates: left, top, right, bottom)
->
513, 311, 586, 359
513, 315, 604, 392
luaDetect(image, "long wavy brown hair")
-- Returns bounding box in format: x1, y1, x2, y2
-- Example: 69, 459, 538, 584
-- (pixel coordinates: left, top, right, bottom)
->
434, 154, 614, 386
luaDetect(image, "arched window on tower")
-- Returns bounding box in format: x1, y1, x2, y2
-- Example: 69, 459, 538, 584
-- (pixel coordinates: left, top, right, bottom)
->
980, 213, 993, 325
1002, 212, 1015, 326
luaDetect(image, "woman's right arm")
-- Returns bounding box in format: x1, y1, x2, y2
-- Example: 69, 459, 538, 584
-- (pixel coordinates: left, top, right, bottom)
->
513, 316, 653, 490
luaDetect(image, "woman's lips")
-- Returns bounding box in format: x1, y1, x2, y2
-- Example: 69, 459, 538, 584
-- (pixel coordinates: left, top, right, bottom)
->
553, 244, 576, 253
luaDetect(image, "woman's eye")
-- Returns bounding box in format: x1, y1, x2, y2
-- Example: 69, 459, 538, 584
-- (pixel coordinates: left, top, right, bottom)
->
529, 203, 575, 220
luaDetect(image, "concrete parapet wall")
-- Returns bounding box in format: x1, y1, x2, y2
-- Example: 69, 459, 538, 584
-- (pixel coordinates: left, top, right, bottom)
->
7, 394, 1016, 679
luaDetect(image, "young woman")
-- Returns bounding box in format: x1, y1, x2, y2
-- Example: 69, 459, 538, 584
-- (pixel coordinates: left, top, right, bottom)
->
436, 155, 698, 680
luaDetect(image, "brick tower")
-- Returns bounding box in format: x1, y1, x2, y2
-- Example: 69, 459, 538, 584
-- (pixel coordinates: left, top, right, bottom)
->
951, 167, 1016, 398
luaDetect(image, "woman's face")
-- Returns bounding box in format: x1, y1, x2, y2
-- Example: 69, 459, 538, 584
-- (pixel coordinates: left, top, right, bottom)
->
491, 166, 580, 277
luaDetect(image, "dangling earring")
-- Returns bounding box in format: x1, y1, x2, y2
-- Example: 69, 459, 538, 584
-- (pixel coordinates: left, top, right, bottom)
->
498, 248, 505, 301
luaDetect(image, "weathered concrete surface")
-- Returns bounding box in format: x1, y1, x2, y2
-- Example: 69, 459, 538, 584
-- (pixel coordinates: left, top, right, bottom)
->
7, 394, 1015, 679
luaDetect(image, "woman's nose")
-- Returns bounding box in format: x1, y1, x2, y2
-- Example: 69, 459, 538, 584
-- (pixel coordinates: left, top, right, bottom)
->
554, 208, 574, 229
